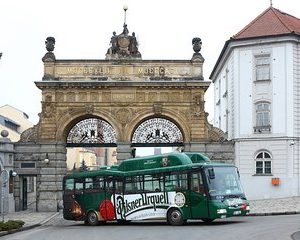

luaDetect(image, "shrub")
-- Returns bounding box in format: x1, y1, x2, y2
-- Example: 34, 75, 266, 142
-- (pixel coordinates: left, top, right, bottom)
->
0, 220, 25, 231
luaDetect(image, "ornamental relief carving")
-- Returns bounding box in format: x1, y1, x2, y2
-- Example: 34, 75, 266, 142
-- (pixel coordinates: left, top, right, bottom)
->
160, 92, 168, 102
169, 92, 180, 102
136, 92, 145, 102
66, 92, 75, 102
85, 104, 94, 114
114, 108, 132, 125
192, 94, 205, 118
19, 125, 39, 143
148, 92, 157, 102
90, 92, 99, 102
102, 92, 111, 102
42, 102, 55, 118
56, 92, 64, 102
208, 126, 226, 142
79, 92, 87, 102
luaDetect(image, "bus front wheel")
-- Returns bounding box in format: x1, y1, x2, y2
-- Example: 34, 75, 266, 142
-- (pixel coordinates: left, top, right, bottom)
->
167, 208, 184, 226
87, 211, 99, 226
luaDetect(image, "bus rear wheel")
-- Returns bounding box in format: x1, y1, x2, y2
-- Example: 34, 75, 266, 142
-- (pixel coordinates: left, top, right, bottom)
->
87, 211, 99, 226
167, 209, 184, 226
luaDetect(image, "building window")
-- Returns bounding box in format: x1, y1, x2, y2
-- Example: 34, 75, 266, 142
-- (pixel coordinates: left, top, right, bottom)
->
255, 151, 272, 175
254, 102, 271, 133
256, 56, 270, 81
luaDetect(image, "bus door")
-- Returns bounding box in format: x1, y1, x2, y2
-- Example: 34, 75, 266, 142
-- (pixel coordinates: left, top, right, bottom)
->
67, 177, 85, 220
63, 178, 75, 220
112, 177, 124, 221
189, 171, 209, 219
100, 177, 118, 221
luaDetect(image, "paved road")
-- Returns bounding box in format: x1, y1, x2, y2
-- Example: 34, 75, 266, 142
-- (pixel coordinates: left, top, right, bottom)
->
5, 214, 300, 240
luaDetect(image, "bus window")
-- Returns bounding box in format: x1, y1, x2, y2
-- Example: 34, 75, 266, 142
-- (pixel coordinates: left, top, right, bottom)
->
85, 178, 93, 190
125, 176, 143, 194
75, 178, 84, 193
115, 178, 123, 194
164, 173, 177, 191
106, 177, 115, 192
165, 173, 188, 191
144, 174, 162, 192
64, 179, 74, 192
177, 173, 188, 191
190, 172, 205, 194
93, 176, 104, 190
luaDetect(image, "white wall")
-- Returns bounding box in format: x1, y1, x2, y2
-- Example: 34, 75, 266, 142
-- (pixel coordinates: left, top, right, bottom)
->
236, 139, 298, 200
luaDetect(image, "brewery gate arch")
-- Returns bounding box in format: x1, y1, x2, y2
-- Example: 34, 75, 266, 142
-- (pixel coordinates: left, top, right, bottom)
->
14, 21, 231, 211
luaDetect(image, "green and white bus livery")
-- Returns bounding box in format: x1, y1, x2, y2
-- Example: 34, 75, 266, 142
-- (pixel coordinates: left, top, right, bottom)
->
63, 152, 250, 226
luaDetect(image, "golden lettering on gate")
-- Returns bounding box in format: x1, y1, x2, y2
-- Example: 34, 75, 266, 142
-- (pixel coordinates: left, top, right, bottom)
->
137, 67, 165, 76
66, 67, 110, 75
59, 65, 186, 77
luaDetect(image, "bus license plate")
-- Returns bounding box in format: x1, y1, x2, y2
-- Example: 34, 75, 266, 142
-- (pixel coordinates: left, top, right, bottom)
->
233, 210, 241, 215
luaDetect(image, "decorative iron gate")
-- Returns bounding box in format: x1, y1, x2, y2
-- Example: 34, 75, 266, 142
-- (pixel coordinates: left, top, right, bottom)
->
131, 118, 184, 147
66, 118, 117, 147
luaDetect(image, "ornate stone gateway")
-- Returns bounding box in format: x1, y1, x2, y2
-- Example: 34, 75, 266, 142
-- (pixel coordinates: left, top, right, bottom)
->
14, 10, 231, 212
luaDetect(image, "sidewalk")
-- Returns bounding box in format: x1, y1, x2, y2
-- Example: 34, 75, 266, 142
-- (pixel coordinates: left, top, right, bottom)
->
249, 196, 300, 215
0, 197, 299, 236
0, 209, 60, 237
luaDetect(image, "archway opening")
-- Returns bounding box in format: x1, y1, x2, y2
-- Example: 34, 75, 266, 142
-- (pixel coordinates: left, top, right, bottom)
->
131, 117, 184, 157
66, 118, 117, 171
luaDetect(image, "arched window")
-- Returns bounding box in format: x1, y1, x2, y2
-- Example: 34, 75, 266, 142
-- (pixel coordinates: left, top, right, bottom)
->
255, 151, 272, 175
254, 102, 271, 133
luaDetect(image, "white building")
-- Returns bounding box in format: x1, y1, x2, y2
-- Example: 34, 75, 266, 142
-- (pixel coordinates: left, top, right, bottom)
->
0, 105, 33, 142
210, 6, 300, 200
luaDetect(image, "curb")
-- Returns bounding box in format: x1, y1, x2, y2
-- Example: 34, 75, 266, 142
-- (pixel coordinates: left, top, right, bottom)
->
248, 211, 300, 216
0, 211, 60, 237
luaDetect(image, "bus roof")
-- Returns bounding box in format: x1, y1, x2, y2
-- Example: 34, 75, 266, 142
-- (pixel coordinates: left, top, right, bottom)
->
64, 152, 233, 179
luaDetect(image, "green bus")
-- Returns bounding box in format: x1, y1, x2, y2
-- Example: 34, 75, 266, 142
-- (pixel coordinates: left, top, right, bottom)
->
63, 152, 250, 226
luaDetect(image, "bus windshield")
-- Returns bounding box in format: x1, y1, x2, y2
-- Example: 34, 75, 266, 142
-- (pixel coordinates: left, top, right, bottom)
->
205, 166, 244, 198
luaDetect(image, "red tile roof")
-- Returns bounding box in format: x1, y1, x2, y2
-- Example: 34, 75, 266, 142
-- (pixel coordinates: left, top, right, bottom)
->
233, 7, 300, 39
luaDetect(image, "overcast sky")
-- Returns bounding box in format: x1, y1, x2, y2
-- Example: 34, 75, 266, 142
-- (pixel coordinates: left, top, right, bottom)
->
1, 0, 299, 124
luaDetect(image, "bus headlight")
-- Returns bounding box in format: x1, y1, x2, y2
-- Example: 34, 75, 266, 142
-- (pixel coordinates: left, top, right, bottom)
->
217, 209, 227, 214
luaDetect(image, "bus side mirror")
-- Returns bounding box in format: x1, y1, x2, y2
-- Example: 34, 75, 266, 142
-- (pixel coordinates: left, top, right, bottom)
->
208, 168, 215, 179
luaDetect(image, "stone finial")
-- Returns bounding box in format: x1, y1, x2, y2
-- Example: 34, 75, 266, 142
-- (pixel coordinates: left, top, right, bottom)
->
191, 37, 204, 62
192, 37, 202, 53
42, 36, 56, 62
45, 37, 55, 52
1, 130, 9, 138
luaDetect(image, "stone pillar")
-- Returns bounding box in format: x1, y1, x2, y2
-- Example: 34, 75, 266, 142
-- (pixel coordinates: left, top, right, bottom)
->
116, 142, 132, 162
0, 131, 16, 213
37, 143, 66, 212
14, 142, 66, 212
